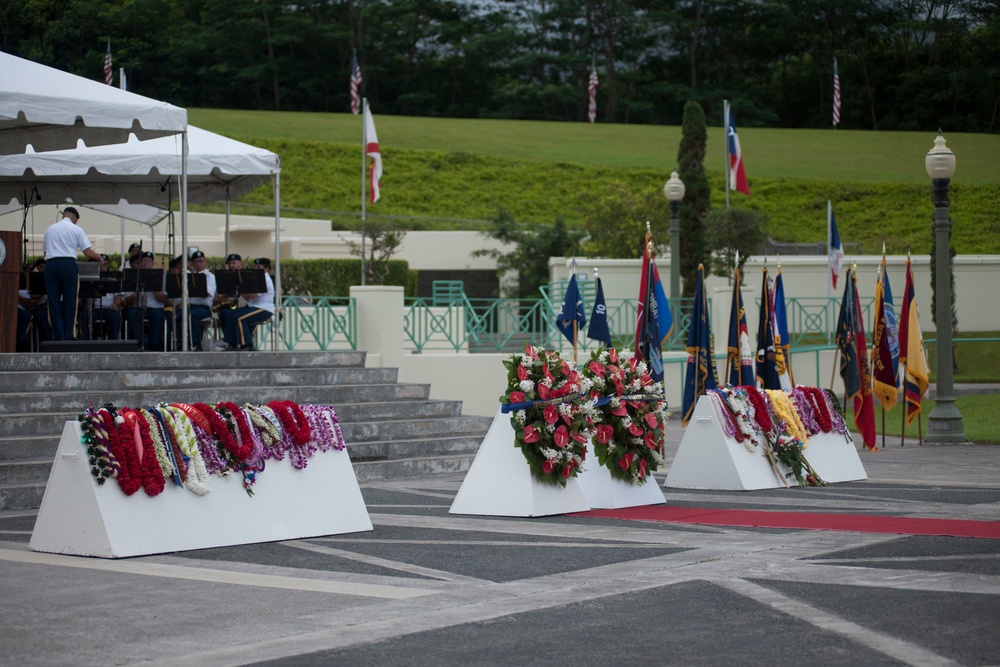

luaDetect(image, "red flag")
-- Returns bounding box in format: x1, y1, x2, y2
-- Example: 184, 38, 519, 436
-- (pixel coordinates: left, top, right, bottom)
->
587, 65, 598, 123
350, 53, 362, 115
871, 268, 898, 411
726, 107, 749, 196
104, 39, 113, 86
364, 103, 382, 203
634, 232, 652, 355
851, 270, 877, 449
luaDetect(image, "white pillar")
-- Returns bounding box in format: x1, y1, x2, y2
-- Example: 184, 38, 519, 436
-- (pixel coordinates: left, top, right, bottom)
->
350, 285, 404, 370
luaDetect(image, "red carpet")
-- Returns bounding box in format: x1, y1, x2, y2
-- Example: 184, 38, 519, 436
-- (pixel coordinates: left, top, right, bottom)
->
573, 506, 1000, 539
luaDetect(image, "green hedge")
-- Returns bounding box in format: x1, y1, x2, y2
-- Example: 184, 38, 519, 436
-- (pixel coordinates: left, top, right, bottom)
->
276, 258, 417, 297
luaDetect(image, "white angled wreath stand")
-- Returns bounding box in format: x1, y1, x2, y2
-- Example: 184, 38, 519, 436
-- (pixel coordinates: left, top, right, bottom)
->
450, 408, 590, 517
665, 394, 867, 491
575, 440, 666, 509
29, 421, 373, 558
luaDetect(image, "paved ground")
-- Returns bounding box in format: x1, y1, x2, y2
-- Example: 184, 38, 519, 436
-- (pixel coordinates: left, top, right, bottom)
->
1, 428, 998, 666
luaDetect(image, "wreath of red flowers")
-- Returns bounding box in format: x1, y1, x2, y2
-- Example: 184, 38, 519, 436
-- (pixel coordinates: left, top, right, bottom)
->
216, 401, 255, 460
193, 402, 248, 462
268, 400, 312, 446
121, 407, 165, 497
739, 385, 773, 433
101, 408, 142, 496
802, 386, 834, 433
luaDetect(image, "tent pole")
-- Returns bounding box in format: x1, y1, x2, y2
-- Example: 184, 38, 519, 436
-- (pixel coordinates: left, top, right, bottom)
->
180, 129, 189, 352
273, 170, 281, 352
225, 186, 231, 259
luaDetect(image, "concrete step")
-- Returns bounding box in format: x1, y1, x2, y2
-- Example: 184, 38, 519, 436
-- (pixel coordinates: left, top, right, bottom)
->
0, 350, 367, 372
348, 434, 486, 462
0, 366, 399, 394
353, 453, 475, 482
0, 482, 46, 513
0, 459, 52, 485
0, 382, 432, 415
341, 416, 494, 444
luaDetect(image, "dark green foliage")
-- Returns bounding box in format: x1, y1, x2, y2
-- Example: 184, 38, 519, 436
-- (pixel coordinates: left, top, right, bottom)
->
277, 258, 416, 297
677, 100, 711, 297
580, 181, 671, 259
473, 210, 585, 298
704, 208, 769, 278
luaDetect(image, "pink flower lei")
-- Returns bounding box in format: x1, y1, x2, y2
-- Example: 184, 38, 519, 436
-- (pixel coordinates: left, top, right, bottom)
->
302, 405, 346, 452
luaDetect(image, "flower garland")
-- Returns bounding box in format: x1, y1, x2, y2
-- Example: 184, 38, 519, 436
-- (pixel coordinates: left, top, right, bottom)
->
738, 385, 773, 434
718, 386, 761, 452
161, 406, 212, 496
765, 390, 809, 448
822, 388, 851, 439
103, 408, 142, 496
789, 389, 821, 436
267, 400, 312, 446
794, 386, 834, 434
302, 405, 346, 452
708, 389, 740, 441
78, 407, 118, 485
120, 407, 166, 497
501, 345, 590, 486
192, 402, 245, 466
582, 347, 667, 485
140, 408, 177, 485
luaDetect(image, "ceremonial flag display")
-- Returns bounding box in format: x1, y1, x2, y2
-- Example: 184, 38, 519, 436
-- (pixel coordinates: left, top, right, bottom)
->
828, 201, 844, 289
104, 39, 113, 86
726, 267, 754, 387
634, 233, 672, 383
772, 267, 794, 388
754, 267, 781, 390
835, 270, 861, 400
587, 275, 612, 348
871, 267, 898, 411
555, 271, 586, 347
681, 264, 718, 426
350, 53, 363, 115
850, 269, 877, 449
587, 64, 599, 124
364, 103, 382, 203
833, 58, 841, 127
882, 256, 900, 382
899, 258, 929, 425
727, 108, 750, 196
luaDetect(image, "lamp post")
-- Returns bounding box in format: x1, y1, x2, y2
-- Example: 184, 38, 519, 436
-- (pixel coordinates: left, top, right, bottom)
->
663, 171, 685, 300
924, 131, 966, 444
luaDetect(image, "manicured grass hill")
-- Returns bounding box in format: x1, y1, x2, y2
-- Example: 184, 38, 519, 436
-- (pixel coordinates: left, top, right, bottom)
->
189, 109, 1000, 254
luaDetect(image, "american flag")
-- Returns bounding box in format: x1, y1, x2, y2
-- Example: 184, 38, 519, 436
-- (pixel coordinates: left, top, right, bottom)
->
104, 39, 113, 86
587, 64, 598, 123
350, 53, 362, 115
833, 58, 841, 127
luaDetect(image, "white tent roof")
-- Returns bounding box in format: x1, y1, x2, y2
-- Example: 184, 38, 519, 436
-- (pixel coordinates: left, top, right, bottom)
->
0, 52, 187, 155
0, 199, 168, 227
0, 125, 279, 205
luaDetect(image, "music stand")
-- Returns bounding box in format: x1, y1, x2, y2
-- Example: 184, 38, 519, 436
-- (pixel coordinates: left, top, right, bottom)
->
215, 269, 267, 299
166, 272, 208, 300
123, 269, 165, 294
27, 273, 46, 296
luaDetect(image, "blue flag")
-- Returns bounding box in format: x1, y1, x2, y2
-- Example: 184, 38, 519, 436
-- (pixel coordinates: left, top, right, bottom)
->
881, 260, 900, 382
754, 267, 781, 390
637, 258, 664, 382
835, 268, 861, 398
587, 276, 612, 348
681, 265, 718, 426
727, 268, 754, 387
555, 273, 586, 346
773, 268, 793, 386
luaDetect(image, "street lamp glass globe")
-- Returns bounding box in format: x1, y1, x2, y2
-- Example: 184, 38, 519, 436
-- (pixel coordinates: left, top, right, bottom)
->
664, 171, 685, 202
925, 131, 956, 180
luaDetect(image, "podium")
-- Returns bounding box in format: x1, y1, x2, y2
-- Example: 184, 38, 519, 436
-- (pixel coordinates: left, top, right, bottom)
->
0, 231, 23, 353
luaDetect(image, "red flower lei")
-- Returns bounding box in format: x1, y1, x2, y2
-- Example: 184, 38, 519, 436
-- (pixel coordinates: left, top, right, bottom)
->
101, 409, 141, 496
739, 385, 773, 433
122, 407, 165, 497
268, 400, 311, 446
803, 386, 834, 433
193, 402, 248, 462
216, 401, 255, 460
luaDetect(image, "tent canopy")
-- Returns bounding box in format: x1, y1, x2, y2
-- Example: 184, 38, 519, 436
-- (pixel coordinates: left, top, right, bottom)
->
0, 52, 187, 155
0, 125, 279, 206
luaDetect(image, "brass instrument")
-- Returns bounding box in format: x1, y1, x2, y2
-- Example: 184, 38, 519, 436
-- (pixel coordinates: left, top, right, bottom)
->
213, 294, 238, 313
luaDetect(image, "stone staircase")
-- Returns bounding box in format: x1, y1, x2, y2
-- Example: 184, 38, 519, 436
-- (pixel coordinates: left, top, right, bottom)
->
0, 350, 492, 512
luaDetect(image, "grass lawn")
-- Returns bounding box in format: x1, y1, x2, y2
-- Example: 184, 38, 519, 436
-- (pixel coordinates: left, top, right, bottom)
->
863, 394, 1000, 445
188, 108, 1000, 184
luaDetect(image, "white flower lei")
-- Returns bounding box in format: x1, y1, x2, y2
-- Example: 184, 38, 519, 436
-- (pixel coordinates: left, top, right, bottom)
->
162, 406, 211, 495
722, 386, 761, 452
141, 409, 175, 478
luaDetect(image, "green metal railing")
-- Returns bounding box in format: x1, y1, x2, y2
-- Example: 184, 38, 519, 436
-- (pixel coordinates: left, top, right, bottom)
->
255, 295, 356, 351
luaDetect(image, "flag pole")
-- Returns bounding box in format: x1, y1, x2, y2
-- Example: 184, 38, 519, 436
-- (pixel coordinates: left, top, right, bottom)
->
900, 358, 907, 447
827, 200, 833, 343
724, 100, 731, 210
360, 98, 367, 286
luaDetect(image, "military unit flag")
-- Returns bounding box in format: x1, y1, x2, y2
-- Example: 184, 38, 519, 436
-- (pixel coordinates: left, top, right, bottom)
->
772, 266, 793, 388
871, 267, 898, 411
726, 266, 755, 387
556, 270, 586, 347
634, 232, 672, 383
836, 268, 877, 449
898, 258, 929, 425
754, 267, 782, 390
587, 275, 612, 348
681, 264, 718, 426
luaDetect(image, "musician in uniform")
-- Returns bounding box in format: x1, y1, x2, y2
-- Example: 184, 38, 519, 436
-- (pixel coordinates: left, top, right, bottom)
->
180, 250, 216, 351
219, 257, 274, 351
17, 259, 52, 351
213, 253, 243, 312
42, 206, 102, 340
91, 254, 122, 340
123, 243, 141, 270
124, 251, 171, 350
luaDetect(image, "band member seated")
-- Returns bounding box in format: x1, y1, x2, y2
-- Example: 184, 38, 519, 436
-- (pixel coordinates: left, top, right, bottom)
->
213, 253, 243, 312
181, 250, 215, 351
219, 257, 274, 351
123, 242, 141, 270
17, 259, 52, 351
91, 254, 122, 340
124, 251, 173, 351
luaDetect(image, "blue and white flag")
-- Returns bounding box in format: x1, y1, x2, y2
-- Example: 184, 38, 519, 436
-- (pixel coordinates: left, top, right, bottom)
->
587, 276, 612, 348
555, 272, 586, 346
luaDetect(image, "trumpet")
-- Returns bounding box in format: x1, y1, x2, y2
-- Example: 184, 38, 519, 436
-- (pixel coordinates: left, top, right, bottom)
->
213, 294, 239, 313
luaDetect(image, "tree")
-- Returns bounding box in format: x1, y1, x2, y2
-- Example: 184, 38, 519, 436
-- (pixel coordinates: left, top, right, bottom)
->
473, 209, 585, 298
348, 220, 406, 285
580, 180, 671, 259
704, 208, 768, 279
677, 99, 711, 297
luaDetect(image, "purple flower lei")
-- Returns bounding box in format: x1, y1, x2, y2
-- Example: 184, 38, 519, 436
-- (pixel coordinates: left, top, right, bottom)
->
790, 388, 821, 436
302, 405, 346, 452
708, 390, 737, 438
193, 422, 228, 475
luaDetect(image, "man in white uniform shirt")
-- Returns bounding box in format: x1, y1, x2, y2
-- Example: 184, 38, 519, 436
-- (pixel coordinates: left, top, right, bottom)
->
181, 250, 216, 351
220, 257, 274, 351
42, 207, 102, 340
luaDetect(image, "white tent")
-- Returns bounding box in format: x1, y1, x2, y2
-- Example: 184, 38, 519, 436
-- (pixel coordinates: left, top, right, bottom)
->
0, 51, 187, 154
0, 126, 282, 351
